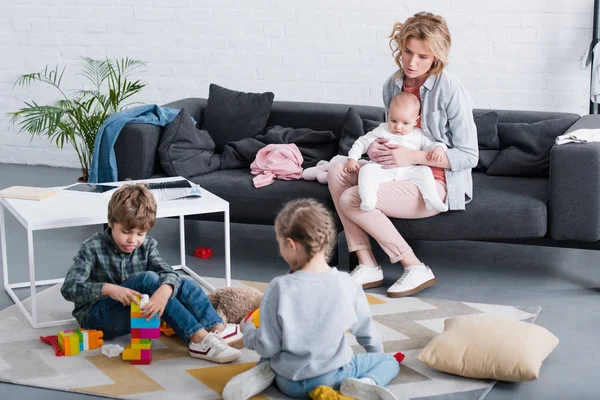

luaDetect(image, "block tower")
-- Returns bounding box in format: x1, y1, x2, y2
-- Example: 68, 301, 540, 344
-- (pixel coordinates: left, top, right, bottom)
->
121, 294, 160, 365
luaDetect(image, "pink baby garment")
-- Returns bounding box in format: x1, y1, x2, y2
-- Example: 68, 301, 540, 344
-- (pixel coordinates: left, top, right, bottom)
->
250, 144, 304, 188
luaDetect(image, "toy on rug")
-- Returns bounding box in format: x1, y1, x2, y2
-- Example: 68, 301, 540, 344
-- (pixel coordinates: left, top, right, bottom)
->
122, 294, 160, 365
309, 386, 354, 400
302, 160, 330, 184
208, 286, 263, 324
193, 247, 214, 259
102, 344, 124, 358
242, 308, 261, 328
160, 320, 176, 336
40, 329, 104, 357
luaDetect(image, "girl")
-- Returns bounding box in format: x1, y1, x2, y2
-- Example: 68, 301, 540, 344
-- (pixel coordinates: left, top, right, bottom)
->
222, 199, 402, 400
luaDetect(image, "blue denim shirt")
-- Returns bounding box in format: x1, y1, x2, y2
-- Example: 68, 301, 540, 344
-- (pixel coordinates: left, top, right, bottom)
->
382, 70, 478, 210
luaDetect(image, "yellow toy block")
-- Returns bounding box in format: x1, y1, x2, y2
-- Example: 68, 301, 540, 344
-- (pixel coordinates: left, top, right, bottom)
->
67, 332, 80, 355
131, 342, 152, 350
131, 296, 141, 313
121, 344, 141, 361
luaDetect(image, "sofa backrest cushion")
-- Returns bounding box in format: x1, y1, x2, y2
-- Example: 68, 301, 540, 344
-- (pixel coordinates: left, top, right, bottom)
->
486, 118, 577, 177
338, 107, 381, 156
157, 108, 220, 178
200, 84, 275, 154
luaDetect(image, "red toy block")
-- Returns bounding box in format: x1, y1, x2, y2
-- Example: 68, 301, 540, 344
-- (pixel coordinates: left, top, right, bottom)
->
132, 359, 151, 365
40, 335, 63, 357
193, 247, 213, 259
131, 328, 141, 339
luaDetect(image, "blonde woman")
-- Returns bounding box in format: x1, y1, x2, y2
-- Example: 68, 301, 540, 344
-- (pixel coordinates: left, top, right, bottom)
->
328, 12, 478, 298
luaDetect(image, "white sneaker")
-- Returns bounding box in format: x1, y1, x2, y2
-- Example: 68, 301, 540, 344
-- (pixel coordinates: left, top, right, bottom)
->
189, 332, 241, 363
219, 323, 244, 349
350, 264, 384, 289
222, 361, 275, 400
386, 264, 436, 298
340, 378, 397, 400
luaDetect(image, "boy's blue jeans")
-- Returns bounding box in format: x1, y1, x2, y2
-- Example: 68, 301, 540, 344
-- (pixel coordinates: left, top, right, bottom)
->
274, 353, 400, 399
83, 271, 223, 343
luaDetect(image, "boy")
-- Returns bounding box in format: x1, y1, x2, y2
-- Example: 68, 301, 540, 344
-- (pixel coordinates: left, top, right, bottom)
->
61, 184, 242, 364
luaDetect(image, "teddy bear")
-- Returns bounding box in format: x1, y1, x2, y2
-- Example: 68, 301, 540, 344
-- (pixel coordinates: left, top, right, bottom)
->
302, 160, 330, 184
208, 286, 263, 324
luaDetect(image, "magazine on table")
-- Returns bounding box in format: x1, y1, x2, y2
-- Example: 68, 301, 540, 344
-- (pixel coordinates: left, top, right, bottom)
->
143, 179, 202, 201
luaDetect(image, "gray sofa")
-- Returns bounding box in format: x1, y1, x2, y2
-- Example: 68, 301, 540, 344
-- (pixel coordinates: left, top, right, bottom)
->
113, 98, 600, 266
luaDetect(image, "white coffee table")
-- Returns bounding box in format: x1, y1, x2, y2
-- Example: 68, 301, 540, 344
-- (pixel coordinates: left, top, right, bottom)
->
0, 177, 231, 328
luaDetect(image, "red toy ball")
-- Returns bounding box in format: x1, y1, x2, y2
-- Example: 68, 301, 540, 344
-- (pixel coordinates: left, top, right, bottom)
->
193, 247, 213, 259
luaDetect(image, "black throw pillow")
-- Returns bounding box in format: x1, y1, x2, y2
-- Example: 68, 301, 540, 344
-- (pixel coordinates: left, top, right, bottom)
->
201, 84, 275, 154
473, 110, 500, 150
158, 108, 220, 178
338, 107, 381, 156
486, 118, 576, 177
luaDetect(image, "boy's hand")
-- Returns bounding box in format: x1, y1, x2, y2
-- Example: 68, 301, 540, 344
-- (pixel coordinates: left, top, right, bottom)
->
344, 159, 360, 173
102, 284, 142, 306
142, 284, 172, 320
426, 146, 445, 163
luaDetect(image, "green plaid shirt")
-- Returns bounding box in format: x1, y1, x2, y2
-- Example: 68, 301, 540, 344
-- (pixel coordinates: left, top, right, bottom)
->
61, 228, 181, 326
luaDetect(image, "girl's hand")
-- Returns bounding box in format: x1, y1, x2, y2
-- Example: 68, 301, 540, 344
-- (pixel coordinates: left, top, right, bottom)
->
103, 284, 142, 306
142, 285, 172, 320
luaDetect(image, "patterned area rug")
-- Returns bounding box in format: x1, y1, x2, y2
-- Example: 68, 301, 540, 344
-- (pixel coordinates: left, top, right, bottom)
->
0, 277, 541, 400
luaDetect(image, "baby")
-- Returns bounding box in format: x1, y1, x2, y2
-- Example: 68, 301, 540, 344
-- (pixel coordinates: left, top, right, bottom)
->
344, 92, 448, 212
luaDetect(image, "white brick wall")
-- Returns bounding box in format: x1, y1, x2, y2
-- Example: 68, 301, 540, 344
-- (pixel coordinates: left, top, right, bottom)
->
0, 0, 594, 168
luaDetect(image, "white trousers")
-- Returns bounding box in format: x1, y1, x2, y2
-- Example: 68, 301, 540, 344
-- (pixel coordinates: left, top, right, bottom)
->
358, 162, 448, 212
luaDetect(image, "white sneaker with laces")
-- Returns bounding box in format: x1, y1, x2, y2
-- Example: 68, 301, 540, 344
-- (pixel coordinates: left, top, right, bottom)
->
386, 264, 436, 298
189, 332, 241, 363
222, 361, 275, 400
350, 264, 384, 289
219, 323, 244, 348
340, 377, 398, 400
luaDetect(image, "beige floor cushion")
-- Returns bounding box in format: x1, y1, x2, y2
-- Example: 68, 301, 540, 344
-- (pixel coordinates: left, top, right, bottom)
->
417, 314, 559, 382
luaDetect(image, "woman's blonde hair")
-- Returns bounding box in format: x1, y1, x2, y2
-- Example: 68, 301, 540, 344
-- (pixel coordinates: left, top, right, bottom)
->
275, 198, 337, 273
108, 184, 157, 231
389, 12, 451, 80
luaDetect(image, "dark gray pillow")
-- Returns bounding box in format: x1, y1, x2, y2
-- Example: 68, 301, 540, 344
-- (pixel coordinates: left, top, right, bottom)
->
338, 107, 381, 156
158, 108, 220, 178
474, 111, 500, 150
486, 118, 575, 177
201, 84, 275, 154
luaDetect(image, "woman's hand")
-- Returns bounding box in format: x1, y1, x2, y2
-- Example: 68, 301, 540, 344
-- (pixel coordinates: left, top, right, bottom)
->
367, 139, 417, 168
141, 284, 172, 320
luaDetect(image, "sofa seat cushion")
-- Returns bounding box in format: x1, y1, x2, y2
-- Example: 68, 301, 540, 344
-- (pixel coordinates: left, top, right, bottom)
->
390, 172, 548, 240
190, 169, 333, 225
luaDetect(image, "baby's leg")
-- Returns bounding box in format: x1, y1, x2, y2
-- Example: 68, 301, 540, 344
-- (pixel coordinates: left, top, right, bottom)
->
358, 163, 396, 211
394, 166, 448, 212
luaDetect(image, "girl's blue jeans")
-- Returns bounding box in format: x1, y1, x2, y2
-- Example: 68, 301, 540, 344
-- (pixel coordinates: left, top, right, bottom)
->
275, 353, 400, 399
83, 271, 223, 343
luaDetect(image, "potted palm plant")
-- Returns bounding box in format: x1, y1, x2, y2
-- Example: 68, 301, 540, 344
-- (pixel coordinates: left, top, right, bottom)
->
7, 57, 147, 182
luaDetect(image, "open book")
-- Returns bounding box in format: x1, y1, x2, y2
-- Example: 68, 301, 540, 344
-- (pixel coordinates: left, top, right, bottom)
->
144, 179, 202, 201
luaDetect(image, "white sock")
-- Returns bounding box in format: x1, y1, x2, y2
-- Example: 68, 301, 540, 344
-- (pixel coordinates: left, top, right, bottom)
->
357, 377, 377, 385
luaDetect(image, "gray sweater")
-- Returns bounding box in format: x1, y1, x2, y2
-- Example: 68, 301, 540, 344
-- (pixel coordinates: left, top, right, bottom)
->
241, 268, 382, 381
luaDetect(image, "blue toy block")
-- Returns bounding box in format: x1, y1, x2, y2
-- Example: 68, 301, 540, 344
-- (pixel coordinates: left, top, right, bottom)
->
130, 316, 160, 329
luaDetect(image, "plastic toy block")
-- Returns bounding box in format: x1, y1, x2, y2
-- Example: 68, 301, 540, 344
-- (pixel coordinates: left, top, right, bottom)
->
160, 321, 176, 336
131, 317, 160, 329
75, 330, 84, 351
82, 330, 89, 351
131, 338, 141, 344
140, 349, 152, 361
86, 329, 104, 349
131, 311, 142, 318
132, 342, 152, 350
121, 344, 141, 361
57, 331, 68, 355
140, 294, 150, 310
131, 297, 141, 313
102, 344, 124, 358
140, 339, 151, 344
139, 328, 160, 339
132, 359, 151, 365
131, 328, 141, 339
67, 332, 80, 356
